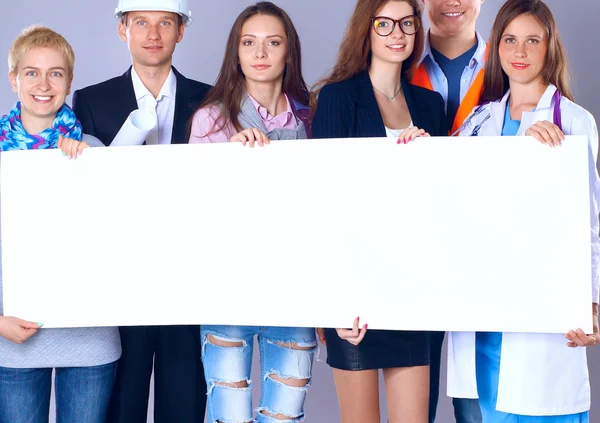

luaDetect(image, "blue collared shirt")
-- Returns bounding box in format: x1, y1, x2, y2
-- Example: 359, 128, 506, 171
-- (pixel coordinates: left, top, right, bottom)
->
431, 42, 478, 132
416, 31, 487, 115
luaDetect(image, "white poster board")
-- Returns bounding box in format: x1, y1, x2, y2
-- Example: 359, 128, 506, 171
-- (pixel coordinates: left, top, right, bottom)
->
0, 136, 593, 333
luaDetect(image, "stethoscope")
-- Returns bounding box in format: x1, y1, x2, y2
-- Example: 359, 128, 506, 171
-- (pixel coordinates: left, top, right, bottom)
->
450, 90, 563, 137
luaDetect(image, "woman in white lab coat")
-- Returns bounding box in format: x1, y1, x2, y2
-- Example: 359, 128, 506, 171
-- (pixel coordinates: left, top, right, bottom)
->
449, 0, 600, 422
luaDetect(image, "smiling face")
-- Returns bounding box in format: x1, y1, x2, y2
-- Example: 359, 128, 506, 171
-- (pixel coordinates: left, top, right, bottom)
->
238, 14, 288, 86
422, 0, 483, 37
370, 1, 417, 66
498, 13, 548, 86
118, 11, 184, 69
9, 47, 71, 125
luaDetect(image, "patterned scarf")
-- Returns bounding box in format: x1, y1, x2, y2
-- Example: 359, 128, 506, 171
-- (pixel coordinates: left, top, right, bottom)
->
0, 102, 82, 151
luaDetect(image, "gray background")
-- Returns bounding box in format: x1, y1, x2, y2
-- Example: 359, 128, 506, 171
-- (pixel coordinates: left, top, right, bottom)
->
1, 1, 598, 421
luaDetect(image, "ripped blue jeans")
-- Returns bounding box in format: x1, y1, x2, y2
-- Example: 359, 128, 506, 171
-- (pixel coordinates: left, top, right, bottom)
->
201, 325, 316, 423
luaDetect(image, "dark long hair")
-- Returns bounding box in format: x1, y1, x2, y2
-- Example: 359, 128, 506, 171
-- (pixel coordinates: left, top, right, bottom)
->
190, 2, 309, 135
314, 0, 424, 94
480, 0, 573, 104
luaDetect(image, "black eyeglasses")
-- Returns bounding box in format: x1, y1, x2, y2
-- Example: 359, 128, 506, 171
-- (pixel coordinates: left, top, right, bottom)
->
371, 15, 420, 37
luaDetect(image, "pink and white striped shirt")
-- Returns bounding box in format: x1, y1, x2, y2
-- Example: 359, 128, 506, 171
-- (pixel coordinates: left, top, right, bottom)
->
188, 93, 296, 144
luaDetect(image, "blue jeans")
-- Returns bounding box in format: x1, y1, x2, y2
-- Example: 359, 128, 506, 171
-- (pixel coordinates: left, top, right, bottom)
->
0, 362, 117, 423
454, 397, 484, 423
201, 325, 316, 423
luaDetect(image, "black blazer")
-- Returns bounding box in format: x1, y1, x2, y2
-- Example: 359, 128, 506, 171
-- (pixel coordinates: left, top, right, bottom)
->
72, 67, 211, 146
312, 70, 445, 139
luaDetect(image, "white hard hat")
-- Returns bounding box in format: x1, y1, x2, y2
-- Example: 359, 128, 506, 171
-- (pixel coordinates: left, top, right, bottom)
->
115, 0, 192, 26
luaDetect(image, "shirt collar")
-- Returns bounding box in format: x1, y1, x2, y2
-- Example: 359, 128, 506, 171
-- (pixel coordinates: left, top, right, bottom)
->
418, 30, 487, 69
499, 84, 557, 109
470, 31, 487, 68
536, 84, 558, 110
131, 67, 177, 102
247, 93, 294, 126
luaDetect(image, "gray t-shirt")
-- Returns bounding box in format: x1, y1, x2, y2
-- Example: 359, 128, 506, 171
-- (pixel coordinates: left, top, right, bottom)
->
0, 134, 121, 368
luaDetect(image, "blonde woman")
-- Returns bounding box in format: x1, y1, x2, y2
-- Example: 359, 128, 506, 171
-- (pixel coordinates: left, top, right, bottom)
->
0, 26, 120, 423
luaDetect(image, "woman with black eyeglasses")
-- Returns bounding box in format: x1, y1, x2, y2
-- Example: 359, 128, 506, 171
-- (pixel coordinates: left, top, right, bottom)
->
311, 0, 444, 422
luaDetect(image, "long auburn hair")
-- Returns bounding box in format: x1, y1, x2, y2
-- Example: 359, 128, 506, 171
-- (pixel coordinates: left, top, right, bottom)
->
191, 2, 309, 135
314, 0, 424, 94
480, 0, 573, 104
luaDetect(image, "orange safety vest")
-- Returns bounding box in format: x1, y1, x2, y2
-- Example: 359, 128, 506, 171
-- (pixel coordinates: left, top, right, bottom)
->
411, 44, 489, 135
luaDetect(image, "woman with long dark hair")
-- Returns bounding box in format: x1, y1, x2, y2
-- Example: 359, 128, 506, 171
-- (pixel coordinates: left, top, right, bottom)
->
451, 1, 599, 422
187, 3, 316, 422
188, 2, 310, 146
311, 0, 445, 421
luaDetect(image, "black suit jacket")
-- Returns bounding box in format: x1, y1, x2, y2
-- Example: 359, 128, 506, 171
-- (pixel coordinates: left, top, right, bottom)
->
312, 70, 446, 139
72, 67, 211, 146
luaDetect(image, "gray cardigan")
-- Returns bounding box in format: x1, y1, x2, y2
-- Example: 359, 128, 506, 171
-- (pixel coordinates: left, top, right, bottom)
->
0, 134, 121, 368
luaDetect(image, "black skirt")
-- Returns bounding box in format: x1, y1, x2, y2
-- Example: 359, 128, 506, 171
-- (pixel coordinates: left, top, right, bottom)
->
324, 328, 430, 371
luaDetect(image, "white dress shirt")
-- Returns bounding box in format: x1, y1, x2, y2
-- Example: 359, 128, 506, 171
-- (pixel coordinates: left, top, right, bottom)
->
131, 67, 177, 145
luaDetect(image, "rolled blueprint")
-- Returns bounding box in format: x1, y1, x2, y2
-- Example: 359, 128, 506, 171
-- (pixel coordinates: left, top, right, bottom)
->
110, 108, 157, 146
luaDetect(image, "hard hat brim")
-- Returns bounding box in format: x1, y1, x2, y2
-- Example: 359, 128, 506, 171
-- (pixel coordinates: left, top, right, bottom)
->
114, 7, 192, 26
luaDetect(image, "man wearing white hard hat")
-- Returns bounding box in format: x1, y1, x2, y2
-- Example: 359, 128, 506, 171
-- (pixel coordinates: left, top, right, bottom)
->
72, 1, 210, 422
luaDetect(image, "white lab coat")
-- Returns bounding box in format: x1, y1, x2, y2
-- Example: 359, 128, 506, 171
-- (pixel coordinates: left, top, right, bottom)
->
449, 84, 600, 416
